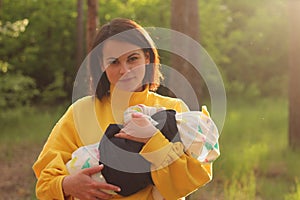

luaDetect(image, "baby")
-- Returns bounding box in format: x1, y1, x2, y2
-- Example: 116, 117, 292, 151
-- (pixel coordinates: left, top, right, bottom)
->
122, 104, 220, 162
66, 104, 220, 196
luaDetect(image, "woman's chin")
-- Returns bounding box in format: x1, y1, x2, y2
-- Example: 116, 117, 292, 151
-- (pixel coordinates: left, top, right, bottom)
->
115, 83, 142, 92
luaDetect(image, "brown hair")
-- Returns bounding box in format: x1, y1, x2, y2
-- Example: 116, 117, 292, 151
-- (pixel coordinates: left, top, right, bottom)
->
89, 18, 162, 100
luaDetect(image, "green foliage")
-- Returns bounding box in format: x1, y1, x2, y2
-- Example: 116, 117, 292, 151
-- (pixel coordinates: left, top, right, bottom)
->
0, 0, 77, 102
0, 18, 39, 110
98, 0, 170, 27
0, 0, 291, 103
0, 72, 39, 109
224, 171, 256, 200
222, 0, 288, 97
285, 179, 300, 200
225, 98, 292, 200
226, 81, 261, 100
0, 19, 29, 38
41, 70, 67, 103
192, 98, 295, 199
199, 0, 231, 66
0, 105, 66, 145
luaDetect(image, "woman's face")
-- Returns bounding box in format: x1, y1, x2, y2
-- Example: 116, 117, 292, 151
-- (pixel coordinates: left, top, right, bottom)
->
102, 40, 150, 92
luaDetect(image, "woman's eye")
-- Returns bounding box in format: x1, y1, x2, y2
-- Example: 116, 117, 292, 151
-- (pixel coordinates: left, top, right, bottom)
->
128, 56, 138, 63
109, 59, 118, 65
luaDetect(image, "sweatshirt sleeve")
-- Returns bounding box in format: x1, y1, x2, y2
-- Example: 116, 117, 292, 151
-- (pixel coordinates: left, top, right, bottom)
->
140, 99, 213, 200
32, 105, 82, 200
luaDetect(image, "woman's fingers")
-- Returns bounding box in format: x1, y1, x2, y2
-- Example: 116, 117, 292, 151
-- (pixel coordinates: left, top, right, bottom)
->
64, 168, 109, 199
94, 181, 121, 193
131, 112, 144, 118
82, 165, 104, 176
83, 165, 121, 192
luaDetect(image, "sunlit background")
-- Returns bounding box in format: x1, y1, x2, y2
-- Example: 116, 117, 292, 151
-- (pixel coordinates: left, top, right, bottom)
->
1, 0, 299, 199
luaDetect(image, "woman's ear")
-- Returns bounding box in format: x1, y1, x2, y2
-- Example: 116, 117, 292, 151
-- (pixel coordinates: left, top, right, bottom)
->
145, 52, 150, 64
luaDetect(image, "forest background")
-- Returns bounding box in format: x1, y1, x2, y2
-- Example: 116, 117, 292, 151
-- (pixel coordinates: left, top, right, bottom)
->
1, 0, 300, 199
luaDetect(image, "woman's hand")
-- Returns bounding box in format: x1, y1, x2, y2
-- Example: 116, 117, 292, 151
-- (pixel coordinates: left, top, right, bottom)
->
62, 165, 121, 200
115, 113, 157, 143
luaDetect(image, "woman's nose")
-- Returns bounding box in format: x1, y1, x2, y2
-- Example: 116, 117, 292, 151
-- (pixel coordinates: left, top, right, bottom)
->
119, 62, 130, 74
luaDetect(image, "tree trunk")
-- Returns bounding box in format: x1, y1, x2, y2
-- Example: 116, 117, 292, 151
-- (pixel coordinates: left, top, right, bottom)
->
170, 0, 202, 110
170, 0, 200, 199
76, 0, 84, 69
170, 0, 188, 100
288, 0, 300, 150
187, 0, 199, 42
86, 0, 98, 53
86, 0, 98, 93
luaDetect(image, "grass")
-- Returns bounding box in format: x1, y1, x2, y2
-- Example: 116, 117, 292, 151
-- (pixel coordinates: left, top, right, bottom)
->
0, 104, 67, 199
0, 104, 68, 162
192, 97, 300, 200
1, 98, 300, 199
0, 105, 66, 144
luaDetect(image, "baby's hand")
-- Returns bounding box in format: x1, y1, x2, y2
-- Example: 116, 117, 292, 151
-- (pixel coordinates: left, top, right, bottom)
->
115, 113, 157, 143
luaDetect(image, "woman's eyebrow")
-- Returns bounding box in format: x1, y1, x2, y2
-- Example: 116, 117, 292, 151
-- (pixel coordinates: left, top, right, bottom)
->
106, 57, 118, 62
128, 52, 141, 57
105, 52, 141, 61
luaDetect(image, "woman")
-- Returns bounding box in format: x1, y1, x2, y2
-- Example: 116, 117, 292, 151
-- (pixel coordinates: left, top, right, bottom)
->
33, 18, 213, 200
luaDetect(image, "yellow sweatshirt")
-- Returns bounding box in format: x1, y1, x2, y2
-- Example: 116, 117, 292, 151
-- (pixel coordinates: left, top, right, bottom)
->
33, 86, 212, 200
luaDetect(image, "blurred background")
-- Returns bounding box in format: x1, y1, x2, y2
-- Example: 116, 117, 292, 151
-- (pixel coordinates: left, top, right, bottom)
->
1, 0, 300, 199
